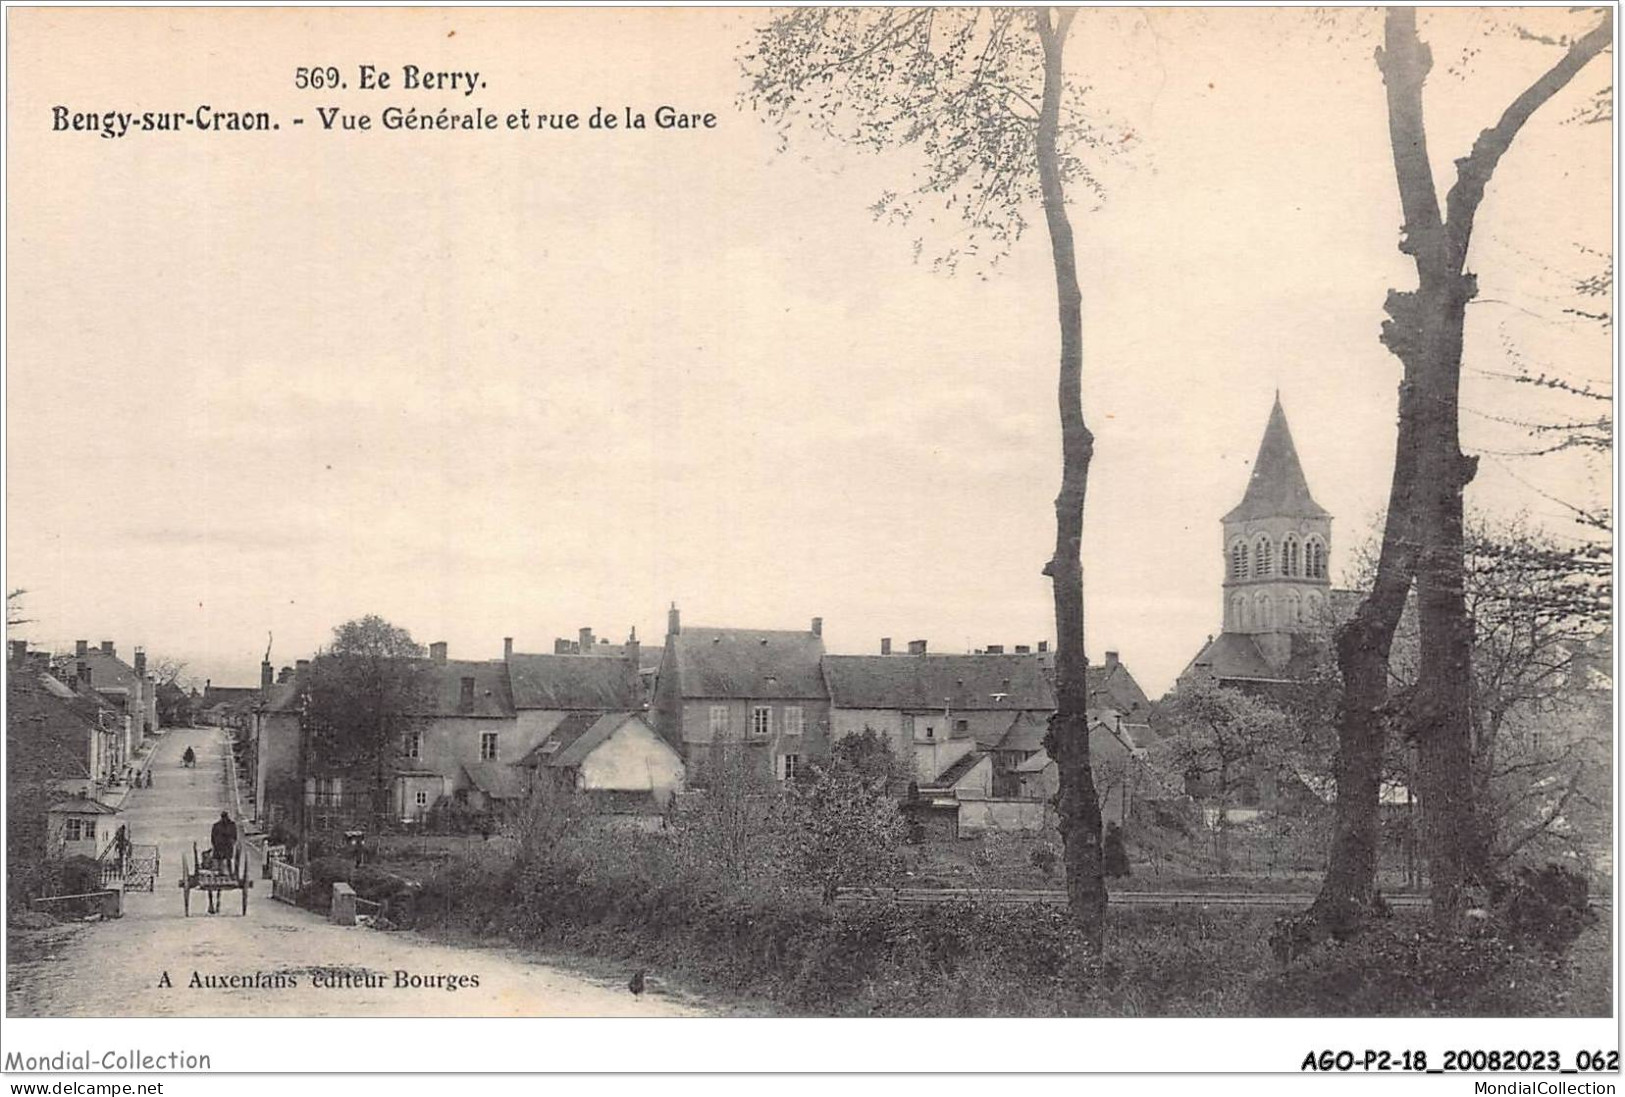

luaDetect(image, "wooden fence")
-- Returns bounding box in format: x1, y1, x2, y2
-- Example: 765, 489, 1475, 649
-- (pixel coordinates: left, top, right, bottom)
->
31, 889, 122, 919
268, 857, 305, 905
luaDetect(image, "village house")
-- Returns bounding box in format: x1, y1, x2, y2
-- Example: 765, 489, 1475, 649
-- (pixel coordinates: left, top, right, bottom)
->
51, 639, 157, 768
6, 641, 125, 860
514, 710, 684, 810
254, 635, 673, 829
823, 641, 1057, 788
548, 625, 663, 703
650, 606, 830, 786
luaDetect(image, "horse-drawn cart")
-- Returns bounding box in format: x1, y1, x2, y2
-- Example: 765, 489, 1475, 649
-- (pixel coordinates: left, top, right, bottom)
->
179, 842, 253, 915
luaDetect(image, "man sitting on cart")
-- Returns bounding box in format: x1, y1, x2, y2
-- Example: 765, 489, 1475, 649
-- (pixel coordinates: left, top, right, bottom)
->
210, 811, 237, 870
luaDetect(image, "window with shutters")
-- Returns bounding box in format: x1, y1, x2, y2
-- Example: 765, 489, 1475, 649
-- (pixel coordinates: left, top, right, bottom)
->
783, 706, 804, 736
751, 706, 772, 739
709, 705, 729, 737
480, 732, 499, 761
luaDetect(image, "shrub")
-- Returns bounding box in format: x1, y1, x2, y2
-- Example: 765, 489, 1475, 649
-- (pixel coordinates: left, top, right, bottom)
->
1030, 846, 1059, 881
59, 856, 101, 896
1493, 863, 1597, 954
1256, 922, 1521, 1016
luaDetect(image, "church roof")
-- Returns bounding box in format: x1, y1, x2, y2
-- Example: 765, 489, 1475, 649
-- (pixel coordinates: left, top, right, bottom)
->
1223, 396, 1329, 522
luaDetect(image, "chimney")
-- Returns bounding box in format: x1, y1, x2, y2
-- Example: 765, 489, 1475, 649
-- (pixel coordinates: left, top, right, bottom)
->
625, 627, 640, 672
554, 638, 573, 654
278, 666, 294, 684
503, 637, 514, 661
101, 640, 114, 655
1105, 650, 1120, 668
460, 676, 475, 710
986, 644, 1004, 655
1015, 645, 1031, 654
261, 660, 273, 691
134, 649, 146, 677
667, 602, 681, 637
8, 639, 26, 666
880, 637, 892, 655
1037, 641, 1049, 653
430, 641, 448, 662
579, 627, 594, 652
76, 640, 88, 657
77, 662, 91, 690
811, 617, 823, 637
907, 639, 928, 656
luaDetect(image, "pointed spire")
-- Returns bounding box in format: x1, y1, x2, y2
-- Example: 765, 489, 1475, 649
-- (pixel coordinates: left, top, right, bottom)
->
1223, 397, 1329, 522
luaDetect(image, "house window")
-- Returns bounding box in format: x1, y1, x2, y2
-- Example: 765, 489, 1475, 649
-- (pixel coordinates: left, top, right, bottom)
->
480, 732, 499, 761
924, 724, 936, 740
415, 790, 429, 807
751, 706, 772, 738
404, 731, 421, 760
65, 819, 82, 842
955, 719, 969, 735
783, 706, 804, 736
780, 754, 801, 782
709, 705, 729, 737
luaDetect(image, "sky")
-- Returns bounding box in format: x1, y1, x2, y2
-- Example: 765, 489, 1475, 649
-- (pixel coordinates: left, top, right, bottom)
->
5, 7, 1613, 697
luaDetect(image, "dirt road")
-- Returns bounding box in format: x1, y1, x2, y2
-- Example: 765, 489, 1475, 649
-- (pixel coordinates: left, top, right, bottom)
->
7, 728, 707, 1017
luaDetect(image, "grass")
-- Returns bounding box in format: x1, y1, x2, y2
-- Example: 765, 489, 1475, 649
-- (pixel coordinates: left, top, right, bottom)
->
395, 820, 1609, 1017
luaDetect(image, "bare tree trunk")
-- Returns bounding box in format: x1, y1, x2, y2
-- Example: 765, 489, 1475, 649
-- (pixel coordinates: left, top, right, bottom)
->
1372, 6, 1612, 920
1034, 7, 1107, 948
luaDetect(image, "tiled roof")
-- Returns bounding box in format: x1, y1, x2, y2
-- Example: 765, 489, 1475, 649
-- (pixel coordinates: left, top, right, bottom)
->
552, 713, 647, 769
514, 711, 601, 768
275, 656, 516, 718
48, 795, 120, 815
7, 672, 102, 787
929, 750, 989, 788
507, 654, 641, 710
823, 654, 1054, 711
461, 762, 527, 800
1184, 633, 1282, 682
998, 710, 1049, 753
1223, 396, 1329, 522
671, 628, 827, 700
54, 649, 140, 692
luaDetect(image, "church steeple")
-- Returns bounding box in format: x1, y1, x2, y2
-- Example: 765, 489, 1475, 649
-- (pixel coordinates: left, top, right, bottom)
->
1219, 396, 1332, 650
1224, 393, 1329, 523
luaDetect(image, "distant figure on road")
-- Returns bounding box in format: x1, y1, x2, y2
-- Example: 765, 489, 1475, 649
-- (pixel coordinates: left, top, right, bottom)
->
182, 746, 196, 768
114, 824, 131, 869
210, 811, 237, 867
144, 769, 153, 788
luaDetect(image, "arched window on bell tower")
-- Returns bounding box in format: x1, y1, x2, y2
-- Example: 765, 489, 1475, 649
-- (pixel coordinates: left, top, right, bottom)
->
1254, 536, 1273, 577
1283, 535, 1300, 577
1230, 541, 1249, 580
1256, 592, 1272, 629
1306, 537, 1327, 580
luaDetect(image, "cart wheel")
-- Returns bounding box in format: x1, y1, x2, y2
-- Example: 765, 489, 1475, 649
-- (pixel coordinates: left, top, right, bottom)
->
242, 884, 249, 915
183, 884, 190, 917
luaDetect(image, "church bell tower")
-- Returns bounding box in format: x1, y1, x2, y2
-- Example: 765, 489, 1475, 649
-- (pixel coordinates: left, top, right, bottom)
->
1220, 395, 1332, 667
